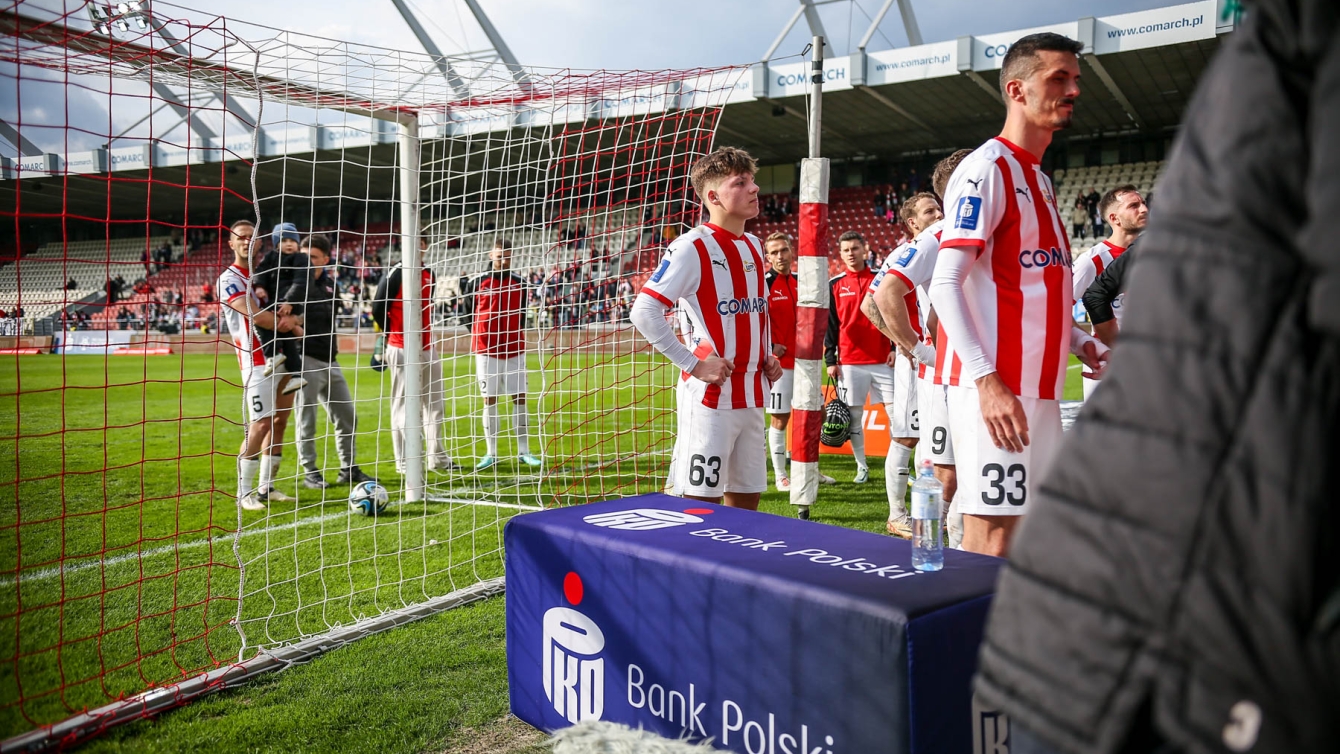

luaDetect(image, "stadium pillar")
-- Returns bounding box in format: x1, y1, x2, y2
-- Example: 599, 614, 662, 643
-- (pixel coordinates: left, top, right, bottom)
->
398, 115, 425, 503
791, 37, 829, 512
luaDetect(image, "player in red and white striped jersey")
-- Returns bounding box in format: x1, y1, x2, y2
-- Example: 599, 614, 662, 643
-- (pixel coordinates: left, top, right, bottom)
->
866, 189, 947, 538
929, 33, 1110, 557
218, 219, 301, 512
1073, 184, 1148, 399
630, 147, 783, 510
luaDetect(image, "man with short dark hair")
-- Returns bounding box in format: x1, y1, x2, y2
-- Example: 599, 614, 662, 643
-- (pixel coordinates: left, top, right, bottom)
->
295, 233, 375, 488
929, 32, 1108, 557
465, 238, 541, 471
826, 230, 906, 486
1073, 184, 1148, 398
218, 219, 299, 510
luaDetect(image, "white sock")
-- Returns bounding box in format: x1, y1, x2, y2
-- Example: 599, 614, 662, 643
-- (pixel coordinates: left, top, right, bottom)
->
238, 457, 260, 500
259, 453, 280, 492
768, 427, 788, 480
849, 428, 867, 470
513, 401, 531, 456
885, 443, 914, 520
483, 402, 500, 456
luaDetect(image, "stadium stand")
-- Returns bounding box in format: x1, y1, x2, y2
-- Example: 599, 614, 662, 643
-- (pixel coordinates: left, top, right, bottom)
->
0, 236, 174, 324
1054, 160, 1166, 249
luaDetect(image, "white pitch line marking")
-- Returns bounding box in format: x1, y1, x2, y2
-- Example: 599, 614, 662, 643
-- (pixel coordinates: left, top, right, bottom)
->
2, 496, 540, 586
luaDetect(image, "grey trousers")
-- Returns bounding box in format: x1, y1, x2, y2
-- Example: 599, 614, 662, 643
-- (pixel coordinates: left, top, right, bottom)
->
295, 356, 357, 472
385, 344, 449, 469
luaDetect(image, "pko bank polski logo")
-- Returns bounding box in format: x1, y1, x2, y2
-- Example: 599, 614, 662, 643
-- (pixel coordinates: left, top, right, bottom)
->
543, 572, 605, 724
583, 507, 713, 531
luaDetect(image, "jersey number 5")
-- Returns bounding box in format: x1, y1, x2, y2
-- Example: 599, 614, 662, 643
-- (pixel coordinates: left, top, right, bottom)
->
688, 454, 721, 488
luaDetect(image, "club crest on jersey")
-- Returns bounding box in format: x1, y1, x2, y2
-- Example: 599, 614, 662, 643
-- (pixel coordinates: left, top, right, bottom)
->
1018, 247, 1070, 269
743, 260, 756, 272
717, 296, 767, 316
650, 258, 671, 283
955, 197, 982, 231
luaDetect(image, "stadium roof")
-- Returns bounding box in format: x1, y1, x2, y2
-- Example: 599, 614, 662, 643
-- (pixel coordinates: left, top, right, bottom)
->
2, 1, 1234, 226
716, 1, 1231, 163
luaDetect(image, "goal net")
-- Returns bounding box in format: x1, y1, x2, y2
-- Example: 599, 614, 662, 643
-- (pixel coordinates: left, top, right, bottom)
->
0, 1, 745, 743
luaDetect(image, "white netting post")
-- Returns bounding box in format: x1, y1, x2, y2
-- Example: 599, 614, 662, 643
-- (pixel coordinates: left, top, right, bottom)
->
397, 115, 425, 503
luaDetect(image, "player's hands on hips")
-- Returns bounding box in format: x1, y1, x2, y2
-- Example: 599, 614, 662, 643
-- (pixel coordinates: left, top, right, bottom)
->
278, 303, 293, 317
772, 343, 787, 357
976, 372, 1029, 453
887, 350, 901, 367
763, 353, 783, 382
827, 364, 841, 382
692, 355, 733, 386
1078, 340, 1111, 380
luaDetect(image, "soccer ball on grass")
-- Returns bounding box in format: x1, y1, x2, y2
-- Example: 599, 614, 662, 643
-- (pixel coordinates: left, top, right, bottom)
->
349, 481, 390, 516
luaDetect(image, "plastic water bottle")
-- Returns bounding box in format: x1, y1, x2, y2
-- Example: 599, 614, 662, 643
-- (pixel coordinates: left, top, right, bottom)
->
910, 460, 944, 572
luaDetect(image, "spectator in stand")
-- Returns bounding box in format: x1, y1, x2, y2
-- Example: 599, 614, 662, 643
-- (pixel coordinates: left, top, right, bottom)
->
1085, 186, 1103, 237
141, 247, 152, 276
65, 277, 78, 291
1071, 198, 1090, 240
201, 282, 215, 303
907, 167, 921, 193
898, 181, 912, 202
116, 307, 131, 330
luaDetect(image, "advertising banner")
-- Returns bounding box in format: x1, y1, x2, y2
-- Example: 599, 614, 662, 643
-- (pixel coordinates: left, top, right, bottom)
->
973, 23, 1080, 70
867, 41, 958, 86
1093, 1, 1217, 55
507, 495, 1006, 754
52, 330, 135, 354
768, 56, 852, 99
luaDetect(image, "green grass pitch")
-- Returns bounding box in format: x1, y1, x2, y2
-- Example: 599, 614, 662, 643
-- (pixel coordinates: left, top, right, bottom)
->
0, 350, 1084, 751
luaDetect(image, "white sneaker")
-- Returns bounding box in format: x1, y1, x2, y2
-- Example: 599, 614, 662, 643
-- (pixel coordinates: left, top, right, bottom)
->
259, 487, 295, 503
281, 376, 307, 395
853, 467, 870, 484
776, 475, 792, 491
886, 516, 913, 540
238, 494, 266, 511
819, 473, 837, 485
262, 352, 286, 377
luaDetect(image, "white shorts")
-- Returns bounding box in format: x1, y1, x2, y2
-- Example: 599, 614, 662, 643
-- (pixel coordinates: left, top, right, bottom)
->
475, 354, 526, 398
673, 400, 766, 496
767, 368, 794, 415
839, 361, 917, 439
916, 377, 954, 465
947, 386, 1062, 518
241, 368, 279, 423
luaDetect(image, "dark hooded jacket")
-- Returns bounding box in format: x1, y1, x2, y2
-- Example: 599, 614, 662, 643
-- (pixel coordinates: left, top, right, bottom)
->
975, 3, 1340, 753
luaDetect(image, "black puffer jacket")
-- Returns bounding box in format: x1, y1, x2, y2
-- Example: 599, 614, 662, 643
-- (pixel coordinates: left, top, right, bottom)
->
976, 3, 1340, 753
